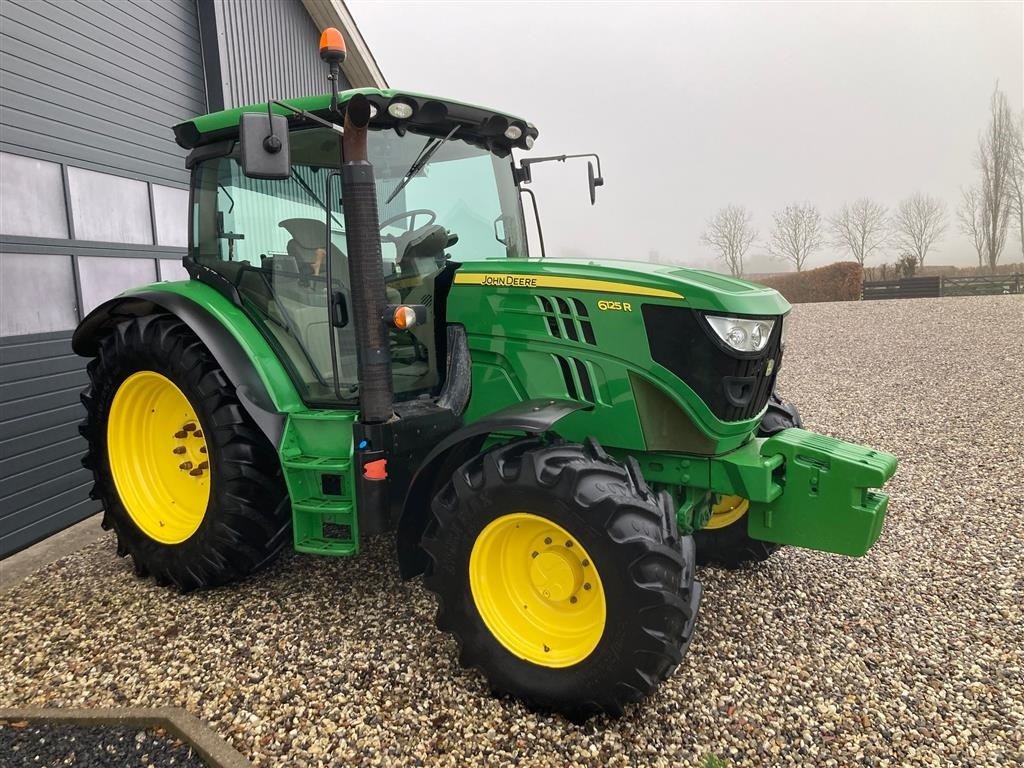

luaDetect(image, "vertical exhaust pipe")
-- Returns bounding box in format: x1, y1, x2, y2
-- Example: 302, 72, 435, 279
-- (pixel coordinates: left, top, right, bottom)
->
340, 97, 394, 424
320, 31, 392, 532
319, 29, 394, 425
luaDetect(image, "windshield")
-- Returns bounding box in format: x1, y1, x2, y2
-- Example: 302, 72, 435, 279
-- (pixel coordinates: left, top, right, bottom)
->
191, 126, 528, 405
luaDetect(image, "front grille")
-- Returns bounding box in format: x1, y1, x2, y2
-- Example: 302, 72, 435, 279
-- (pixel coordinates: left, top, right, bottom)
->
642, 306, 783, 422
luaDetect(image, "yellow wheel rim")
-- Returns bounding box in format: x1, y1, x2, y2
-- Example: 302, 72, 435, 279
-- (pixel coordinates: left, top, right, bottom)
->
469, 512, 606, 668
107, 371, 211, 544
705, 494, 749, 530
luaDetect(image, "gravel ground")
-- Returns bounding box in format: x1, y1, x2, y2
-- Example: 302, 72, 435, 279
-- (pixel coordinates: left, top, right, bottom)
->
0, 722, 207, 767
1, 294, 1022, 767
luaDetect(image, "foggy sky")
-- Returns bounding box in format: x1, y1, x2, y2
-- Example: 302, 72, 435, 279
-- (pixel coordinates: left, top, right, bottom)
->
350, 1, 1024, 271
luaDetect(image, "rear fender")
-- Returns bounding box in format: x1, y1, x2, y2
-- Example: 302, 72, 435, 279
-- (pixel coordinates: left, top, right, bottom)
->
396, 398, 591, 578
72, 282, 303, 447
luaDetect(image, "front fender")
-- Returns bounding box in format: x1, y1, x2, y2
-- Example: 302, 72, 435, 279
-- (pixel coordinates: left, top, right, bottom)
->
396, 398, 591, 578
72, 281, 304, 447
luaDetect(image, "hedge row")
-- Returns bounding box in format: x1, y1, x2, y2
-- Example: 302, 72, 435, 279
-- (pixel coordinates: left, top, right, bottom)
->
753, 261, 863, 304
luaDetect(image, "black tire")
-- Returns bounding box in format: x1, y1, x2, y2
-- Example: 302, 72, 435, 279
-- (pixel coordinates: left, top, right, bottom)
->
421, 437, 701, 720
694, 391, 802, 569
80, 313, 290, 592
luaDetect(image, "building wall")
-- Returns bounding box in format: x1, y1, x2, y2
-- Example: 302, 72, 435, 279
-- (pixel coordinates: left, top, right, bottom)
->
0, 0, 206, 187
210, 0, 346, 109
0, 0, 359, 557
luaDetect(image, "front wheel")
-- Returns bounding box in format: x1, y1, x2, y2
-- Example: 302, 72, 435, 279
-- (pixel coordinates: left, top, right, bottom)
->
421, 438, 700, 720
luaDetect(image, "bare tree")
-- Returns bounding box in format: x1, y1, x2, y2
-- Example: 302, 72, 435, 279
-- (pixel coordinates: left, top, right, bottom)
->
829, 198, 889, 265
700, 205, 758, 276
768, 203, 823, 272
957, 186, 986, 267
977, 84, 1015, 271
891, 193, 947, 267
1007, 112, 1024, 259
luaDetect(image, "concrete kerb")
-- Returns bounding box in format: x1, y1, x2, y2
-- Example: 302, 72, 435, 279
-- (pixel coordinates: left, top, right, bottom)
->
0, 707, 253, 768
0, 514, 106, 594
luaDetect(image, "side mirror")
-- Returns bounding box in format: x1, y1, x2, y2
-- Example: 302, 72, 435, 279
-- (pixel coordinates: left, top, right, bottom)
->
240, 111, 290, 179
587, 161, 604, 206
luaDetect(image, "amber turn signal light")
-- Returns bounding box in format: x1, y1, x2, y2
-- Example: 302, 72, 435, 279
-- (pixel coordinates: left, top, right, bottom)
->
319, 27, 347, 64
393, 305, 418, 330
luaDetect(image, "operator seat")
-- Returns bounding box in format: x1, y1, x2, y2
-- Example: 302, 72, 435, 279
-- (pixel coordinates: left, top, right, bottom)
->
274, 218, 397, 385
394, 225, 450, 277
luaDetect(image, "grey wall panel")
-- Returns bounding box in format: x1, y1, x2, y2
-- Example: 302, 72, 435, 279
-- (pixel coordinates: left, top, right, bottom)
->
212, 0, 350, 109
0, 370, 85, 405
1, 497, 100, 556
0, 335, 75, 364
0, 0, 205, 187
0, 253, 79, 336
0, 332, 96, 557
1, 403, 83, 443
66, 168, 154, 245
1, 438, 83, 492
78, 256, 157, 316
0, 430, 83, 478
1, 467, 93, 524
0, 154, 69, 239
159, 258, 191, 282
152, 185, 190, 247
1, 421, 81, 459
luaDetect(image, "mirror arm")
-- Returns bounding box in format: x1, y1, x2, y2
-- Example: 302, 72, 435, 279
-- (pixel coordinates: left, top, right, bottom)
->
516, 153, 603, 183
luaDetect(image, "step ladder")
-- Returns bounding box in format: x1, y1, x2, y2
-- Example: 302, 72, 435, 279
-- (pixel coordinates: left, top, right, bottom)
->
279, 410, 359, 556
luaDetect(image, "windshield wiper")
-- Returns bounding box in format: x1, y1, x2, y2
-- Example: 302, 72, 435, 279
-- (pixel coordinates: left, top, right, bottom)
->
385, 125, 459, 205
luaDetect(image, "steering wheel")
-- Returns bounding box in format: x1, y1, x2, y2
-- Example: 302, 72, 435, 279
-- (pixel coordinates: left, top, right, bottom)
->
379, 209, 436, 241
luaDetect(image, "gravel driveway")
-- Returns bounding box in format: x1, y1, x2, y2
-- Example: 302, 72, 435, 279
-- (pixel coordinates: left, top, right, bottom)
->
1, 295, 1022, 767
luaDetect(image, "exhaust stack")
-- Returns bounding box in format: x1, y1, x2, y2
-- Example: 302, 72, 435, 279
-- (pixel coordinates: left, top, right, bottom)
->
340, 94, 394, 424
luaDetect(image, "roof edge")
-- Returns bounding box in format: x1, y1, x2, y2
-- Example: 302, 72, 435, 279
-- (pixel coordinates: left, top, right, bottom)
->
301, 0, 387, 88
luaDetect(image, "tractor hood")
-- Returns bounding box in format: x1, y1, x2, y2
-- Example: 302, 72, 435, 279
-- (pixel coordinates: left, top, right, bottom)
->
454, 258, 790, 316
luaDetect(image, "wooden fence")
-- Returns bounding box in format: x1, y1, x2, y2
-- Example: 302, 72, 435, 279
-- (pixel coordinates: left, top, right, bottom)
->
862, 274, 1022, 300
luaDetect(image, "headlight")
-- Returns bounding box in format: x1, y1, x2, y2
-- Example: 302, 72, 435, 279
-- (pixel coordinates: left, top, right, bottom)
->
705, 315, 775, 353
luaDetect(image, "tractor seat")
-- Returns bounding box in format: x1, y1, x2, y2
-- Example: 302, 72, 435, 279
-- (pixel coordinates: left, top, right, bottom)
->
394, 225, 450, 276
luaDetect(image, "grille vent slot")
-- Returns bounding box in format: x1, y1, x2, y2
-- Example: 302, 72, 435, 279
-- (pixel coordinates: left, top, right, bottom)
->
553, 354, 598, 403
537, 296, 596, 345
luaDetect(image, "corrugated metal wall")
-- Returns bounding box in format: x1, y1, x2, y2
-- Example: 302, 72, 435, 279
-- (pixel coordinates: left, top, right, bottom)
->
0, 0, 365, 559
213, 0, 350, 109
0, 332, 96, 554
0, 0, 205, 557
0, 0, 206, 188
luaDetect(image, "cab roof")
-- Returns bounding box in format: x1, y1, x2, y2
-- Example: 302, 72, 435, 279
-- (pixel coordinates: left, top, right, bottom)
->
173, 87, 539, 157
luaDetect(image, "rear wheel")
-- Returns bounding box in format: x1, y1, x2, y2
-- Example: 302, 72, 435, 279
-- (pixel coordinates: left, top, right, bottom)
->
421, 438, 700, 720
80, 313, 290, 591
694, 392, 802, 569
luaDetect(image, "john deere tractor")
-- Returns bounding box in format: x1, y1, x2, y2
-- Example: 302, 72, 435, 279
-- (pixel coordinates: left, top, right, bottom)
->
72, 29, 896, 719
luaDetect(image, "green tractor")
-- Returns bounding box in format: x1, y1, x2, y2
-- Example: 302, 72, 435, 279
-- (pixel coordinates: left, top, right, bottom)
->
72, 29, 896, 719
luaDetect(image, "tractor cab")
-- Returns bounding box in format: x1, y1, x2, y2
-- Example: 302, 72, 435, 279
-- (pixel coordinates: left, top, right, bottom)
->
187, 112, 529, 407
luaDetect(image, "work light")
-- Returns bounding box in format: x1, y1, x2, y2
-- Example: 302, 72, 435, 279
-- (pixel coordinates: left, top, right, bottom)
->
388, 101, 415, 119
704, 315, 775, 353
